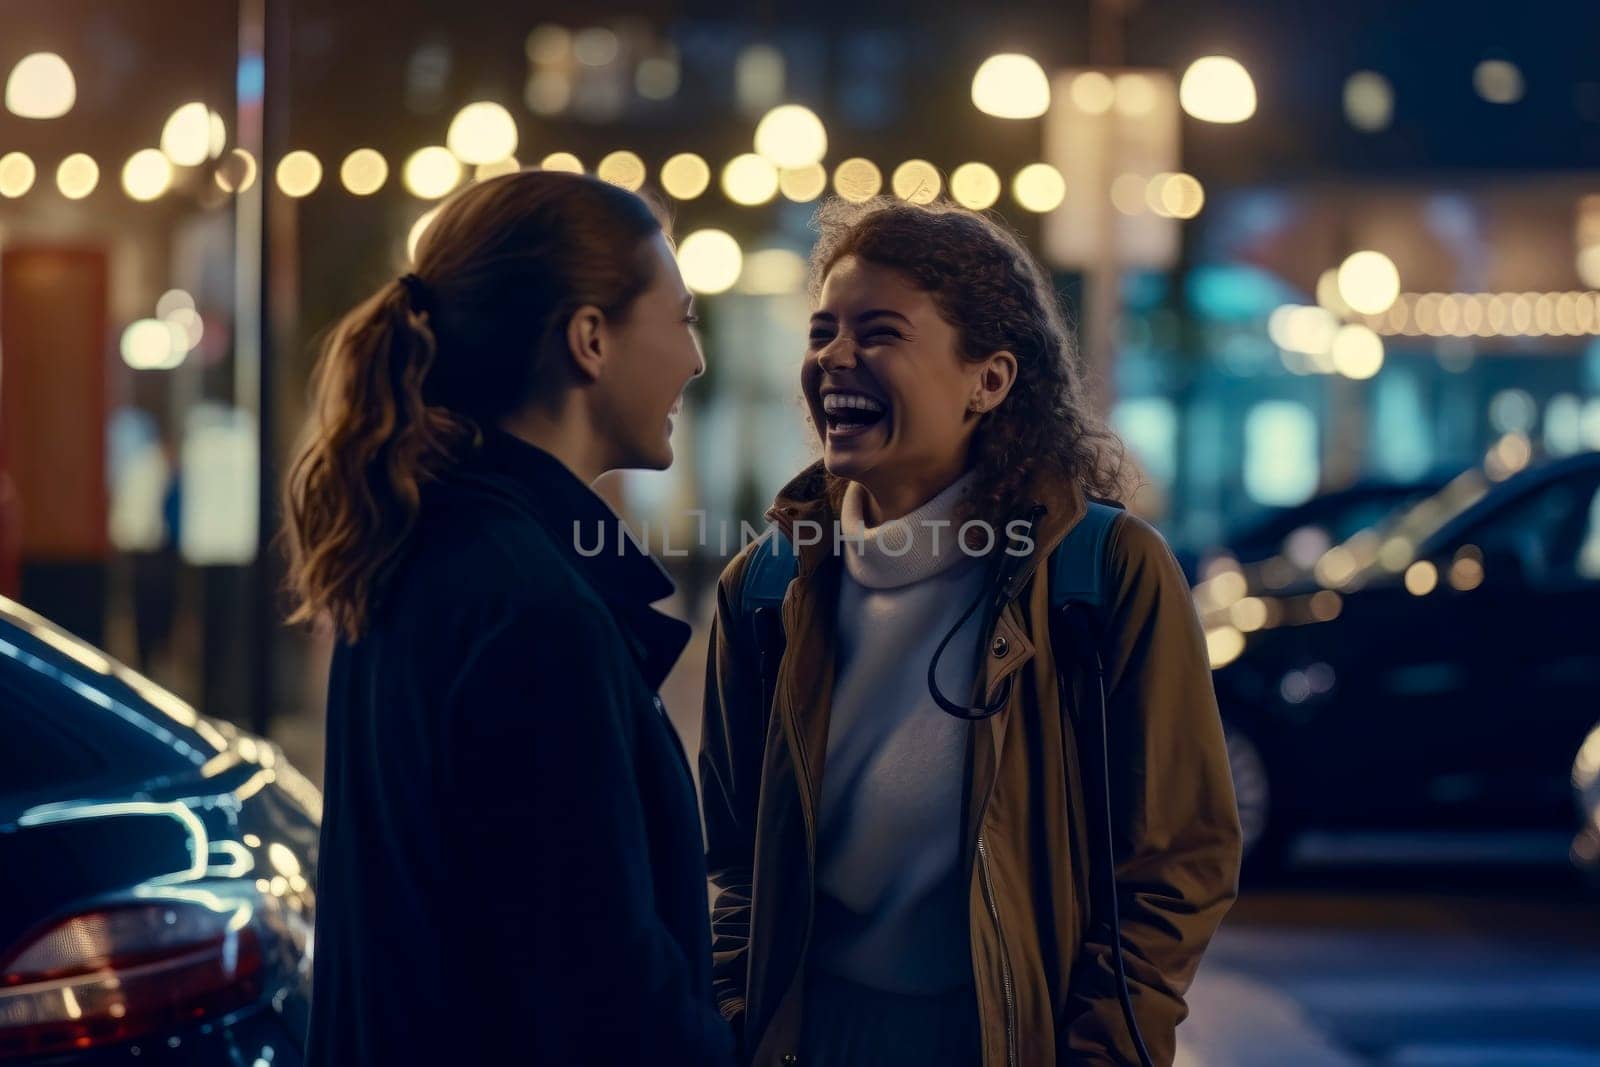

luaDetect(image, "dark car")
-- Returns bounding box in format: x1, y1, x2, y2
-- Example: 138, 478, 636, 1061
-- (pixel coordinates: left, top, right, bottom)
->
0, 595, 319, 1063
1177, 475, 1454, 584
1200, 451, 1600, 869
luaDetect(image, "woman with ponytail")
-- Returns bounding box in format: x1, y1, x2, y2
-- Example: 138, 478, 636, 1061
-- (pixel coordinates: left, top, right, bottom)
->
285, 171, 732, 1066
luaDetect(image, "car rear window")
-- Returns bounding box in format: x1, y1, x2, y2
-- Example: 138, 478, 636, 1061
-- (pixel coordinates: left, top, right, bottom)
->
0, 638, 191, 802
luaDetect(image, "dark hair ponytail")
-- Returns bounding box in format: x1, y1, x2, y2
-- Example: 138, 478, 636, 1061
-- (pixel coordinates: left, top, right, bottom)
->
283, 171, 665, 641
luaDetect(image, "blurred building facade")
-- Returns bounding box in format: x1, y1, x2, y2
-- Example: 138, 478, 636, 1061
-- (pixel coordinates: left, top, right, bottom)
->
2, 0, 1598, 738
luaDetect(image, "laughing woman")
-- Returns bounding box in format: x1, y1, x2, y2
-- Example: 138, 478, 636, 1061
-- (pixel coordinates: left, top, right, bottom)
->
701, 200, 1241, 1067
285, 172, 732, 1066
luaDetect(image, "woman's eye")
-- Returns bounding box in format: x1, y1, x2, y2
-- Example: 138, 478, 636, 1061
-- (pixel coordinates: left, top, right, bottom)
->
684, 314, 701, 326
864, 330, 901, 342
808, 332, 834, 346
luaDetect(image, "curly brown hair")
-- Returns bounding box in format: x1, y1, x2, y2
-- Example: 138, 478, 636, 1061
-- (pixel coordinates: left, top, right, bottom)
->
807, 196, 1127, 528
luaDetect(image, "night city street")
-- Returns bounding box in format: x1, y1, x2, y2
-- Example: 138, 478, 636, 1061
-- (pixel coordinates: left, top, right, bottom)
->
1187, 873, 1600, 1065
5, 1, 1600, 1064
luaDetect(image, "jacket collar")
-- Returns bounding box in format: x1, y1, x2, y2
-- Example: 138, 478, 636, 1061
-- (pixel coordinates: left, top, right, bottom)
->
764, 458, 1089, 593
452, 429, 690, 690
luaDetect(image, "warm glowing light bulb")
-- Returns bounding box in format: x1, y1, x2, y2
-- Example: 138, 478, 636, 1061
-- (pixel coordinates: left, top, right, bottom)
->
447, 102, 519, 165
832, 158, 882, 203
950, 163, 1001, 210
1404, 560, 1438, 596
56, 152, 98, 199
0, 152, 36, 197
5, 53, 75, 119
214, 149, 257, 194
340, 148, 388, 195
1179, 56, 1257, 123
779, 163, 828, 202
276, 150, 323, 198
597, 150, 647, 191
122, 149, 172, 201
539, 152, 583, 174
754, 104, 828, 168
161, 102, 212, 167
971, 53, 1050, 119
1330, 323, 1385, 379
891, 160, 941, 204
1344, 71, 1393, 132
404, 146, 462, 199
121, 319, 180, 370
1012, 163, 1065, 212
660, 153, 710, 200
1337, 250, 1401, 315
677, 229, 743, 295
722, 153, 779, 206
1473, 60, 1524, 105
1156, 173, 1204, 219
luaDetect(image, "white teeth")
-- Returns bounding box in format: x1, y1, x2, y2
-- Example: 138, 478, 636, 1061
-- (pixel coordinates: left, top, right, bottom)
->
822, 393, 886, 415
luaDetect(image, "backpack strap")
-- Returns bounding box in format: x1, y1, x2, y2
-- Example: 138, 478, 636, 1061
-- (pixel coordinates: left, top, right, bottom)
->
1048, 500, 1124, 611
740, 528, 796, 623
1045, 499, 1125, 713
1043, 500, 1157, 1065
738, 503, 1124, 664
740, 528, 797, 708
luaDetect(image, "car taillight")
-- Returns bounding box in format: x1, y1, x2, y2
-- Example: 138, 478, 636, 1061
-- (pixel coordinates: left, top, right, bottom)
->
0, 901, 263, 1059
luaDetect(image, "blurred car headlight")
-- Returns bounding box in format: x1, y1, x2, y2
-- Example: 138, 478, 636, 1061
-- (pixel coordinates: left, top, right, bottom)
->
1575, 723, 1600, 792
1574, 723, 1600, 829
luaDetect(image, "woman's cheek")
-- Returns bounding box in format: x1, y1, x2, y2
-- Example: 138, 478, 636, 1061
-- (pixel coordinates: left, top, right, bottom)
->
800, 352, 820, 386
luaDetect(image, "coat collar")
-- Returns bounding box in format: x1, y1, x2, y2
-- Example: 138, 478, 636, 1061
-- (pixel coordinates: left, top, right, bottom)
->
451, 429, 690, 690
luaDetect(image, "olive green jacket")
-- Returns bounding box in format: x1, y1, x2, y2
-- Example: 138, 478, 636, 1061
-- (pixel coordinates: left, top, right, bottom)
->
700, 462, 1241, 1066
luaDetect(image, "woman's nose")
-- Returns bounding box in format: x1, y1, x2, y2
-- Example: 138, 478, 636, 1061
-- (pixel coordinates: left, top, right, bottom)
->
816, 338, 857, 372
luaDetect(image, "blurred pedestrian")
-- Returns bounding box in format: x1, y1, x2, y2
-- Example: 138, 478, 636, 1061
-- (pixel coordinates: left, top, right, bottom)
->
130, 434, 180, 675
701, 199, 1241, 1066
283, 171, 733, 1066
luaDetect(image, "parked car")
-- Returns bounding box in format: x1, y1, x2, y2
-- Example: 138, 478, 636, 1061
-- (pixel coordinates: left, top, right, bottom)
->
1573, 722, 1600, 881
1176, 474, 1455, 584
1199, 452, 1600, 869
0, 595, 319, 1063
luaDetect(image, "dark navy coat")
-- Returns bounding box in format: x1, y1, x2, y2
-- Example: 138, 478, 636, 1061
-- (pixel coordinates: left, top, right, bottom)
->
307, 429, 733, 1066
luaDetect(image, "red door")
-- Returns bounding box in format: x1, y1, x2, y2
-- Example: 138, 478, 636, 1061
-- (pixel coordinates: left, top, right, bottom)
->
0, 246, 110, 632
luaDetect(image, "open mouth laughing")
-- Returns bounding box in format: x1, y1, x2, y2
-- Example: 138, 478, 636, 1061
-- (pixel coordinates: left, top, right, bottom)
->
821, 389, 889, 439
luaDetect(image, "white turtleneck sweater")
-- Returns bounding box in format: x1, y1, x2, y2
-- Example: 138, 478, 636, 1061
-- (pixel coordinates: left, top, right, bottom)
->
810, 471, 990, 995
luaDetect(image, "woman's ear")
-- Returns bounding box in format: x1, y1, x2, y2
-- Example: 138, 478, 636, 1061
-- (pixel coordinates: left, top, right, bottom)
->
565, 305, 607, 383
968, 350, 1018, 414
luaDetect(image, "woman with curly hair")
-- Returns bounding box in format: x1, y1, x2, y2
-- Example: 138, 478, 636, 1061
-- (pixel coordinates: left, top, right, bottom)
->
700, 199, 1241, 1066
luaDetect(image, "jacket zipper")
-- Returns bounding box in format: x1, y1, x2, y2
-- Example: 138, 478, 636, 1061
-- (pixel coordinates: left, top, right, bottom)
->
976, 831, 1018, 1067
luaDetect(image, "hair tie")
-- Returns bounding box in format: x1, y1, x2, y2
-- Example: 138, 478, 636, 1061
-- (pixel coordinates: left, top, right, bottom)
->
398, 272, 432, 314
